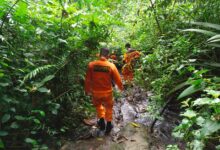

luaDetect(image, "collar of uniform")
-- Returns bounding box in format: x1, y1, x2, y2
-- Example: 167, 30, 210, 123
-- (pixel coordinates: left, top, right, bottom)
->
100, 56, 107, 61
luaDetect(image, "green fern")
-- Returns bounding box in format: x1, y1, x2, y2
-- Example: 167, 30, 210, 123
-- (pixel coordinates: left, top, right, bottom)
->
55, 53, 70, 69
53, 52, 71, 75
23, 65, 55, 82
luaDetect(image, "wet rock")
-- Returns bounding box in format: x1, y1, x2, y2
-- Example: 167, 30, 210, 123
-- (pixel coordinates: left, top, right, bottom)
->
135, 113, 153, 126
121, 101, 137, 124
127, 96, 133, 102
121, 124, 149, 150
112, 126, 120, 134
134, 93, 141, 99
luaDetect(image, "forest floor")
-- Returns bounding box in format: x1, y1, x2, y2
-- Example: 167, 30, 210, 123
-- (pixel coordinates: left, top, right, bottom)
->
59, 85, 184, 150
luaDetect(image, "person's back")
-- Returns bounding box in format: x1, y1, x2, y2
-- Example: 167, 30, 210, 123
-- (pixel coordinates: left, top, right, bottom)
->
124, 50, 140, 64
85, 48, 123, 135
86, 57, 122, 94
122, 43, 141, 83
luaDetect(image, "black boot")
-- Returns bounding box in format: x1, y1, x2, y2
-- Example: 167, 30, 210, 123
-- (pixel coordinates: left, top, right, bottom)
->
97, 118, 105, 131
105, 121, 113, 135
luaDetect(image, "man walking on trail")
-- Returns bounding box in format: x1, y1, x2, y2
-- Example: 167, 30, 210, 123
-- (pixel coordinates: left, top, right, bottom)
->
122, 43, 141, 83
85, 48, 123, 135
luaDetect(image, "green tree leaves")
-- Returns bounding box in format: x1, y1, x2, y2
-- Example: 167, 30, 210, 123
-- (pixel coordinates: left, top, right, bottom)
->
1, 114, 10, 123
0, 139, 4, 149
13, 1, 28, 23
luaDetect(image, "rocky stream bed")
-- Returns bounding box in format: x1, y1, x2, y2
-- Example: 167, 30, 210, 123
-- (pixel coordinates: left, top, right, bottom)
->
60, 86, 184, 150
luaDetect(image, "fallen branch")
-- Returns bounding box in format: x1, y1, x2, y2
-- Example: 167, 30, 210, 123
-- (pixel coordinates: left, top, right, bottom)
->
150, 96, 173, 133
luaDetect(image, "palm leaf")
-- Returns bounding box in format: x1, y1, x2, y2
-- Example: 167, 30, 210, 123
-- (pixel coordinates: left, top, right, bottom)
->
207, 43, 220, 48
208, 39, 220, 44
191, 62, 220, 68
190, 22, 220, 31
178, 85, 203, 100
167, 81, 190, 96
182, 29, 216, 36
207, 34, 220, 42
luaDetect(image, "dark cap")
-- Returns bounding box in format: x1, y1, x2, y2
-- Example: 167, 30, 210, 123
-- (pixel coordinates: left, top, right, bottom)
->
125, 43, 131, 48
100, 48, 109, 57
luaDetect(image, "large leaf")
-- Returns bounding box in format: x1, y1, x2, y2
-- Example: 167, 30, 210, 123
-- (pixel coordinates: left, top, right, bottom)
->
37, 87, 49, 93
196, 116, 205, 126
204, 62, 220, 68
207, 43, 220, 48
208, 39, 220, 44
211, 98, 220, 104
13, 1, 28, 23
213, 77, 220, 83
10, 122, 19, 129
191, 62, 220, 68
1, 114, 10, 123
206, 90, 220, 98
193, 98, 213, 106
182, 29, 216, 36
31, 110, 46, 117
200, 119, 220, 136
190, 22, 220, 31
42, 75, 55, 83
178, 85, 203, 100
15, 115, 26, 121
181, 109, 197, 118
167, 81, 189, 96
35, 75, 55, 88
207, 34, 220, 42
25, 138, 37, 145
0, 0, 8, 18
190, 140, 205, 150
0, 131, 8, 136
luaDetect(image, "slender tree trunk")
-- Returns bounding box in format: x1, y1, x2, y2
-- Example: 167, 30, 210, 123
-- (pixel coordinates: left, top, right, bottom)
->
149, 0, 162, 34
0, 0, 20, 31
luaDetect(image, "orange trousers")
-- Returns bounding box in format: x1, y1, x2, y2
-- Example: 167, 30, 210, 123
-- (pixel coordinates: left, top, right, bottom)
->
122, 64, 134, 82
92, 92, 113, 122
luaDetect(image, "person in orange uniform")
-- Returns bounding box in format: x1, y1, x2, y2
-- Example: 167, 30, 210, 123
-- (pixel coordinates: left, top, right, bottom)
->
109, 51, 117, 61
85, 48, 123, 135
122, 43, 141, 83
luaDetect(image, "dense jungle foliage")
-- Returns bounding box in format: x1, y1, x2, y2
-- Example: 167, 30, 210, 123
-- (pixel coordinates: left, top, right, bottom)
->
0, 0, 220, 149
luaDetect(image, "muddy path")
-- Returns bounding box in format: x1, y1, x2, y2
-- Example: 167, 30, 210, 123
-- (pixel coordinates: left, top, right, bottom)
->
60, 86, 184, 150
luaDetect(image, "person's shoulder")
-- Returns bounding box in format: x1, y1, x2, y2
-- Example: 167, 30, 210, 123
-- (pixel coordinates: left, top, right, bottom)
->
88, 60, 98, 66
108, 61, 117, 70
130, 50, 140, 55
104, 60, 113, 66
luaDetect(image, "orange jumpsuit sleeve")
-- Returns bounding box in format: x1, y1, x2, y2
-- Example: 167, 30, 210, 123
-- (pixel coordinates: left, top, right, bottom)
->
111, 64, 123, 91
84, 63, 92, 94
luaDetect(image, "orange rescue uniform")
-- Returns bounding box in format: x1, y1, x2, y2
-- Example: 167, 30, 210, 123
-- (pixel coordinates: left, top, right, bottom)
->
85, 57, 123, 121
122, 50, 140, 82
109, 54, 117, 60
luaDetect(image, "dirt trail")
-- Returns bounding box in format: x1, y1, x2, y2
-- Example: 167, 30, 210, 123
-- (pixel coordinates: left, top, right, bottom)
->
60, 86, 182, 150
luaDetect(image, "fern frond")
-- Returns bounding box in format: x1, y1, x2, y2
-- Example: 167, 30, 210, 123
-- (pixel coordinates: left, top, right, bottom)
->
190, 22, 220, 31
207, 34, 220, 42
55, 53, 70, 69
23, 65, 55, 82
182, 29, 216, 36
